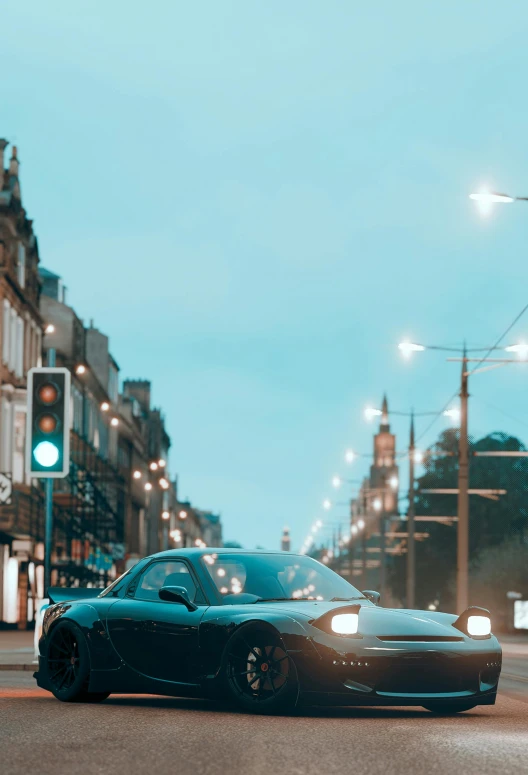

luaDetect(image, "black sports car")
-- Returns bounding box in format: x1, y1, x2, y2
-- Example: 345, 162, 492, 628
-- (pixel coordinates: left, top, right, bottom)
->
35, 549, 502, 714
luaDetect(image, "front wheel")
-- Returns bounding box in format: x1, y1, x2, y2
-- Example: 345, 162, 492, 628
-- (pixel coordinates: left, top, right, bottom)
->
45, 620, 110, 703
223, 625, 299, 714
423, 703, 477, 715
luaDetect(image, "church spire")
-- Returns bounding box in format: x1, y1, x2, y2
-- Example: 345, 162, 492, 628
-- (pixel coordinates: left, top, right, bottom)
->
380, 393, 389, 431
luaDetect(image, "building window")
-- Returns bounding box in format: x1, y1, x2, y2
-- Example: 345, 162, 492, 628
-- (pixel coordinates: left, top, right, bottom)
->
2, 300, 10, 365
17, 243, 26, 288
108, 365, 118, 403
9, 308, 16, 373
1, 399, 12, 472
13, 408, 26, 483
15, 316, 24, 377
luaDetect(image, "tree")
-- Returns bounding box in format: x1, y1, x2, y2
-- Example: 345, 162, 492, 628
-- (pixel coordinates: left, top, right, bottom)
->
390, 429, 528, 612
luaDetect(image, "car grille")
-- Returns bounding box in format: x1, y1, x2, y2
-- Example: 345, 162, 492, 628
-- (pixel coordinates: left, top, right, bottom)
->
374, 653, 484, 695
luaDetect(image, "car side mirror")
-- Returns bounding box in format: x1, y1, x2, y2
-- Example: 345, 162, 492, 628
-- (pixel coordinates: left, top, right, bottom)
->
362, 590, 381, 606
158, 585, 198, 611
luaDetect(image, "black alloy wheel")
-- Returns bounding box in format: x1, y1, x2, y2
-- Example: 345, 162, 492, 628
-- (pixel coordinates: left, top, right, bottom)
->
46, 621, 110, 703
224, 626, 298, 714
422, 702, 477, 714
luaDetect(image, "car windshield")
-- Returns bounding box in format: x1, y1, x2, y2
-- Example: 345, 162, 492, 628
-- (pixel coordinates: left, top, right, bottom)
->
201, 552, 364, 603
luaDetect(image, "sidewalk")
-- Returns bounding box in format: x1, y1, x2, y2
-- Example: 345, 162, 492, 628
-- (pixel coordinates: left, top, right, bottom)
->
1, 628, 527, 672
0, 630, 37, 671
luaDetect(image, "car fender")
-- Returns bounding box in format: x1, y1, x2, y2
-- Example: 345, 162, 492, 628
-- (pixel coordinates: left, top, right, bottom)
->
199, 610, 321, 680
42, 601, 121, 671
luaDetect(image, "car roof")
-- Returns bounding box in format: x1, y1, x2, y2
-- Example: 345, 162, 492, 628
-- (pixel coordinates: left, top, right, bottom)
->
146, 548, 304, 560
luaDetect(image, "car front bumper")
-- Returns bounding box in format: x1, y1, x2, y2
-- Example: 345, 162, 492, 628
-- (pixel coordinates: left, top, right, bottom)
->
292, 631, 502, 706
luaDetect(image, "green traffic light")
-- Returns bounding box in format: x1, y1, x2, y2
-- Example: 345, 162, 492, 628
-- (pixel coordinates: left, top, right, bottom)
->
33, 441, 60, 467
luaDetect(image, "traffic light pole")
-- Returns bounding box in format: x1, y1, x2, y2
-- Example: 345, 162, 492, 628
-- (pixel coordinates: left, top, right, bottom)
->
44, 347, 56, 596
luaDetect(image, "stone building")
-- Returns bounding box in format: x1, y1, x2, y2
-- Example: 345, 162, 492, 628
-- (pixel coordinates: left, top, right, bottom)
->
0, 142, 44, 627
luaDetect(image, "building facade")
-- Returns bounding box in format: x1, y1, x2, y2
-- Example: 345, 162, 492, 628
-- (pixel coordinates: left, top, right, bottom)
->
0, 142, 44, 628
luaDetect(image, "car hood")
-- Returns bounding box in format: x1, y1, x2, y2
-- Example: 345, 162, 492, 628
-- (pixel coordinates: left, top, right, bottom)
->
253, 600, 461, 637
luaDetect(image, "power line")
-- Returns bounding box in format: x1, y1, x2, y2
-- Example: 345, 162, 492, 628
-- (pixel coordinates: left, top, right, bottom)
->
469, 300, 528, 376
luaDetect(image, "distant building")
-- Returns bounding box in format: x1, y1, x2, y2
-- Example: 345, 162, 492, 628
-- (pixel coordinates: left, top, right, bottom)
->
281, 527, 291, 552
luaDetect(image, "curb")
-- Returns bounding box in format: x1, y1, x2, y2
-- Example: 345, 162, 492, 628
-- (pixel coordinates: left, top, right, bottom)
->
0, 664, 36, 672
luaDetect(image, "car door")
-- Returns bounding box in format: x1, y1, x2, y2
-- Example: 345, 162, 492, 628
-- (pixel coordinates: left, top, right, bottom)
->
106, 558, 207, 684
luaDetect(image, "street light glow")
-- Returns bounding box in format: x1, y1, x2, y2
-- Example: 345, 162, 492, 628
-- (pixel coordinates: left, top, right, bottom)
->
45, 323, 55, 334
331, 476, 341, 488
159, 477, 169, 489
389, 475, 399, 490
144, 482, 153, 491
364, 405, 382, 421
398, 341, 425, 358
357, 519, 365, 530
444, 407, 461, 423
100, 402, 110, 412
469, 191, 514, 204
161, 510, 170, 520
345, 449, 355, 463
158, 459, 166, 467
179, 510, 188, 519
505, 342, 528, 356
149, 462, 158, 471
373, 497, 382, 512
351, 525, 358, 535
75, 364, 86, 375
110, 417, 119, 427
133, 470, 142, 479
323, 499, 332, 510
414, 449, 424, 464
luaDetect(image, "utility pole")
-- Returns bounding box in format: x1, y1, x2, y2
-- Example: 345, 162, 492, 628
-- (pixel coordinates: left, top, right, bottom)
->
379, 482, 387, 601
406, 412, 415, 608
457, 348, 470, 612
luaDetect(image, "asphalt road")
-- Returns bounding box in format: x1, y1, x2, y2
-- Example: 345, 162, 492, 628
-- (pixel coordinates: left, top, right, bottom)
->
1, 668, 527, 775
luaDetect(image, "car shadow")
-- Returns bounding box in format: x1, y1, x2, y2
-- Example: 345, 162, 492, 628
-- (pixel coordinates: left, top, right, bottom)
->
102, 694, 483, 719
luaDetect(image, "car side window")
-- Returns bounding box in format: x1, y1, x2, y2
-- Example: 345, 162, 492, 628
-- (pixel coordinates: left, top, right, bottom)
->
134, 560, 203, 604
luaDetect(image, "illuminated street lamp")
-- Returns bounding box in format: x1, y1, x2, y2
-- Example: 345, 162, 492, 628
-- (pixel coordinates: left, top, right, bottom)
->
133, 470, 142, 479
179, 510, 188, 519
372, 497, 382, 512
323, 499, 332, 510
389, 475, 399, 490
45, 323, 55, 334
364, 405, 383, 420
345, 449, 356, 464
332, 476, 341, 489
161, 510, 170, 520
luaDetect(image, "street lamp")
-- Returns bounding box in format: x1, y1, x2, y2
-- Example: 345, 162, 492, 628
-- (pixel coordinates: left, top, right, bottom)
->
345, 449, 356, 464
323, 499, 332, 510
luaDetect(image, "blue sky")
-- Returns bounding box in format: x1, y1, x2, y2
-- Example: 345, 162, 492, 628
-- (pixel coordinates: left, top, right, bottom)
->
3, 2, 528, 548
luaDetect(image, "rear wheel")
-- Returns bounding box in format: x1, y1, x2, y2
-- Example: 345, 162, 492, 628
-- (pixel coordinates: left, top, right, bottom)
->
46, 620, 110, 703
423, 703, 476, 715
223, 625, 298, 714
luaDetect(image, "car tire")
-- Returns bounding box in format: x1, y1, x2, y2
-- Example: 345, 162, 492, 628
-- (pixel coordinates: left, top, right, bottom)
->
45, 620, 110, 703
422, 703, 477, 714
222, 624, 299, 714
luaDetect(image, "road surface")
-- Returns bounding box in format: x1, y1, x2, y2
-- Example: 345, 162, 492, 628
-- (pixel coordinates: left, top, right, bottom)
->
0, 666, 526, 775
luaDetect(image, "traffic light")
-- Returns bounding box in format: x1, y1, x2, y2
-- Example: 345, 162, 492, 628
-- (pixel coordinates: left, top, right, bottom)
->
26, 367, 71, 478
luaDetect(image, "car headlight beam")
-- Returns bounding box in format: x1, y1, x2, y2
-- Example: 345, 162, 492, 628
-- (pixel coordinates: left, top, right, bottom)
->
467, 615, 491, 637
331, 613, 359, 635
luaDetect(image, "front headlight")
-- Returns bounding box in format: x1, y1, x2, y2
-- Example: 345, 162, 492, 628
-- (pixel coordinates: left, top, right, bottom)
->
331, 613, 359, 635
467, 615, 491, 637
